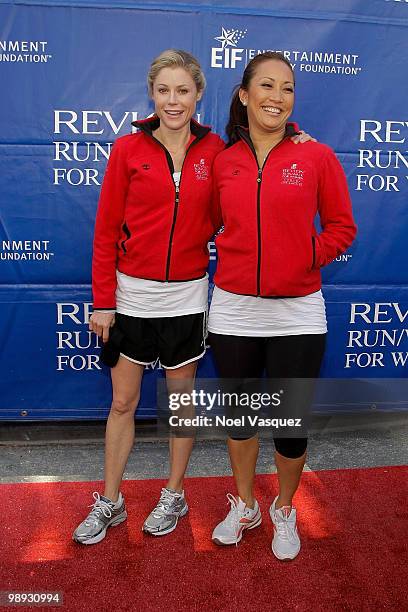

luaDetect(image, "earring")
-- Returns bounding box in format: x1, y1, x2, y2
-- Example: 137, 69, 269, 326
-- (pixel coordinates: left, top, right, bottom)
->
242, 101, 247, 106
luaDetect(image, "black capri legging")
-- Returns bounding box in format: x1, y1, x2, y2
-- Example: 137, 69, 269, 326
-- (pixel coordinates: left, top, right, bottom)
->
208, 332, 326, 458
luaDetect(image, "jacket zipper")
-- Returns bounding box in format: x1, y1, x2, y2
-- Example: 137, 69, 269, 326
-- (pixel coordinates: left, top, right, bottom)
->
251, 148, 274, 296
255, 150, 274, 295
166, 172, 180, 281
152, 136, 201, 281
256, 167, 263, 295
239, 132, 289, 296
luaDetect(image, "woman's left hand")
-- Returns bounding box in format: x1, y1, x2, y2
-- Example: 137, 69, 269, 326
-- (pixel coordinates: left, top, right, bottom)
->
291, 130, 317, 144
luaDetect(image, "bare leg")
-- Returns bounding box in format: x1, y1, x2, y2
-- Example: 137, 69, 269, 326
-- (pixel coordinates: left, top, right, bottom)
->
227, 436, 259, 509
274, 450, 306, 508
165, 362, 197, 493
103, 356, 144, 502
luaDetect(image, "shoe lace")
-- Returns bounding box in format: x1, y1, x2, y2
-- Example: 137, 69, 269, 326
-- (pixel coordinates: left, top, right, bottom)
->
224, 493, 239, 527
85, 492, 113, 526
274, 509, 297, 544
223, 493, 245, 546
152, 488, 179, 518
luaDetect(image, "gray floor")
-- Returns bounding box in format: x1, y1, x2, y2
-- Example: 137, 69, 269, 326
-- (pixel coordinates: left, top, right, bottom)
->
0, 412, 406, 483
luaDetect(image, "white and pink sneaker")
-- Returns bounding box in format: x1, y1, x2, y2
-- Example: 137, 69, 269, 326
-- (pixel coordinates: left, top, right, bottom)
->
212, 493, 262, 545
269, 496, 301, 560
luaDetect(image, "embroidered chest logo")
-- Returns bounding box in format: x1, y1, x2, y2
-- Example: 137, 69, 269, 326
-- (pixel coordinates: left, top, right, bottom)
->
281, 163, 304, 186
194, 158, 209, 181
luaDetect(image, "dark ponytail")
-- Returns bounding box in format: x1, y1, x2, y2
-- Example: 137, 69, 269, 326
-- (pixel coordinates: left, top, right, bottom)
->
225, 51, 295, 147
225, 85, 248, 146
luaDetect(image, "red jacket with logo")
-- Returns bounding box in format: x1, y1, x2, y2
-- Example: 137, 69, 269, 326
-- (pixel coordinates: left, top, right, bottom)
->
92, 117, 225, 309
213, 124, 357, 297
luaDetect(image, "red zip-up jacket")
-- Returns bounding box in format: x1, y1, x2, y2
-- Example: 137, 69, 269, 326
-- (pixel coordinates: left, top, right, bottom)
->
213, 124, 357, 297
92, 116, 225, 309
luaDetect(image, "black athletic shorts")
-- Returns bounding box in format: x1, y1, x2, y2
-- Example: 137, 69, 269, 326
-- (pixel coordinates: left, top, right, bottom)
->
100, 311, 207, 369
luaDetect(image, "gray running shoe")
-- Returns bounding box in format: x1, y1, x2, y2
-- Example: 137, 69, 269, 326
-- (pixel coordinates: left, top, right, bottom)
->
143, 487, 188, 536
72, 491, 127, 545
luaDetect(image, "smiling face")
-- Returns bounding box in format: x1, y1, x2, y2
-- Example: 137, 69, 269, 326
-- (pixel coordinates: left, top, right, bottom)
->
151, 66, 202, 132
239, 59, 295, 137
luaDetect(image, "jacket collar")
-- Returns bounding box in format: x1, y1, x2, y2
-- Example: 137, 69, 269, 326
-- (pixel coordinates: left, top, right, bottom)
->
132, 115, 211, 140
236, 121, 300, 148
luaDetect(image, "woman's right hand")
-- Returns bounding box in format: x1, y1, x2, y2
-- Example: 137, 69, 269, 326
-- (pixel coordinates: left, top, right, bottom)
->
89, 311, 115, 343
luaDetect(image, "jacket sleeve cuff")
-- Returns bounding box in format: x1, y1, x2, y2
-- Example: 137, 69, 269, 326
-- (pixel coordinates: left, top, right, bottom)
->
92, 308, 116, 314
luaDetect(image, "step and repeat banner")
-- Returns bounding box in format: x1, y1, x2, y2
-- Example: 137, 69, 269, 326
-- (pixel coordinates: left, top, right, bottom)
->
1, 0, 407, 419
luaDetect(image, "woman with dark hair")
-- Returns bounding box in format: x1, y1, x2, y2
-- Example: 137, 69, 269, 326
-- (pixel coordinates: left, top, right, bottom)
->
209, 52, 356, 559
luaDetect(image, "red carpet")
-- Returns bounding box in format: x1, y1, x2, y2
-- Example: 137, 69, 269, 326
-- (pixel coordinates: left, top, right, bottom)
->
1, 467, 407, 611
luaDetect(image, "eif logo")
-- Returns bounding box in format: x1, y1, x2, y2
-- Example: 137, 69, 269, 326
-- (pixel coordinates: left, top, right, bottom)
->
211, 27, 247, 69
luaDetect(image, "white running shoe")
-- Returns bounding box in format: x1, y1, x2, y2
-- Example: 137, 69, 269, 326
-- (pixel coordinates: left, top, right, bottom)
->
142, 488, 188, 536
72, 492, 127, 545
269, 496, 301, 560
212, 493, 262, 545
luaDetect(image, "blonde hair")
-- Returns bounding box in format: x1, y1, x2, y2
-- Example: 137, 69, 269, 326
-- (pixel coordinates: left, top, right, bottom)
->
147, 49, 206, 96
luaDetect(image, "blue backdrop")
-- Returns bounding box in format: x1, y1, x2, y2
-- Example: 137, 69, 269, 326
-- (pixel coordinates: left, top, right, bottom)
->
1, 0, 407, 419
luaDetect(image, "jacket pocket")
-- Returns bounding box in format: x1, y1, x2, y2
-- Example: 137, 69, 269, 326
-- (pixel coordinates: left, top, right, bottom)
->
120, 222, 131, 254
311, 236, 316, 270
